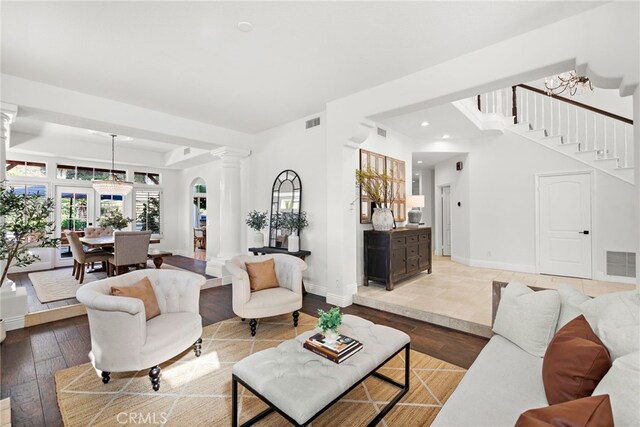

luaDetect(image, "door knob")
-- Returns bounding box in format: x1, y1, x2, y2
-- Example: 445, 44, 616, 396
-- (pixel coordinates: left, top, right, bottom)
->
578, 230, 590, 235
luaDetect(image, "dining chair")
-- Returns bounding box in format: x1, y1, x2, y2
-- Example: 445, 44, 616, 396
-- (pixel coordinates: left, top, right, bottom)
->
108, 231, 153, 276
66, 231, 111, 284
193, 228, 205, 251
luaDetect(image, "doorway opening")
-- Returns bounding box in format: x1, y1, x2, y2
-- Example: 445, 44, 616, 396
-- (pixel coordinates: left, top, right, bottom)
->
191, 178, 207, 260
441, 185, 452, 256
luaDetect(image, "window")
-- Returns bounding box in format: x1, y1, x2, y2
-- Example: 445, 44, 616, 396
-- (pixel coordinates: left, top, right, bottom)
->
136, 190, 161, 234
194, 184, 206, 194
134, 172, 161, 185
6, 160, 46, 178
6, 184, 47, 196
57, 164, 126, 181
60, 192, 88, 232
100, 194, 124, 216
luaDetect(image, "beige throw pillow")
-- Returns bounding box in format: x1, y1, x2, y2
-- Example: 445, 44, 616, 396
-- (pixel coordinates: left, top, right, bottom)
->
111, 276, 161, 321
245, 258, 279, 292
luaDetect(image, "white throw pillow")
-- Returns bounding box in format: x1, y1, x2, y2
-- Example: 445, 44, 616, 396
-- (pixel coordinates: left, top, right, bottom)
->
492, 281, 560, 357
592, 351, 640, 427
556, 284, 591, 332
581, 291, 640, 360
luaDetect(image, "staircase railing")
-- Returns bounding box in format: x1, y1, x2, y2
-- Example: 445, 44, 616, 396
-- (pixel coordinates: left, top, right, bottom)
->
473, 85, 634, 169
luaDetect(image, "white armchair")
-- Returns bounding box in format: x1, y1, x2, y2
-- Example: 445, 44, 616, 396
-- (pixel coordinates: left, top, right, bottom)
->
76, 269, 205, 391
226, 254, 307, 336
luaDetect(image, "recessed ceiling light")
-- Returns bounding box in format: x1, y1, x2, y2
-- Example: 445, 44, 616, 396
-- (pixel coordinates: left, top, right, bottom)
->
417, 160, 423, 164
421, 121, 430, 127
237, 21, 254, 32
89, 130, 133, 142
442, 134, 450, 139
415, 173, 419, 176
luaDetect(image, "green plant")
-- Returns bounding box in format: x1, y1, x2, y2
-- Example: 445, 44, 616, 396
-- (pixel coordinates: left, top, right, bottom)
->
355, 166, 399, 207
317, 306, 343, 335
138, 197, 160, 233
245, 210, 268, 232
0, 185, 60, 286
98, 210, 133, 230
281, 211, 309, 234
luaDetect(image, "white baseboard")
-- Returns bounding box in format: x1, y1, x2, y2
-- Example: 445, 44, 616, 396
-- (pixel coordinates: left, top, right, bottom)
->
4, 315, 25, 331
451, 255, 470, 266
8, 260, 53, 274
173, 249, 193, 258
594, 272, 637, 285
469, 258, 536, 274
326, 292, 353, 307
304, 282, 326, 297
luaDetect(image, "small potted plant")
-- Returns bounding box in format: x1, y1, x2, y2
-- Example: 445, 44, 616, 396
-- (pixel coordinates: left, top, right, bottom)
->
246, 210, 268, 248
97, 210, 133, 230
317, 306, 343, 344
281, 211, 309, 253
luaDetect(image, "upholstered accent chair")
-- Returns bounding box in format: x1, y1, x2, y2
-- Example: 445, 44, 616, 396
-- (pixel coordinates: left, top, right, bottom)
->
226, 254, 307, 336
84, 226, 114, 238
76, 269, 205, 391
66, 231, 111, 284
107, 231, 152, 276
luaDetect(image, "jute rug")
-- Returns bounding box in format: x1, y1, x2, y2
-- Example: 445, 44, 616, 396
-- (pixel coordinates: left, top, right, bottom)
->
55, 312, 466, 426
30, 262, 219, 304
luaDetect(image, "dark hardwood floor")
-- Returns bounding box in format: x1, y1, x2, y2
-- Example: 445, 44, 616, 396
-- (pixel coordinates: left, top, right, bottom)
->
1, 286, 488, 427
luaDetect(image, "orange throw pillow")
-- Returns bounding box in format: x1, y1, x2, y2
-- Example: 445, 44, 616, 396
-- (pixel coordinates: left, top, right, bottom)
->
245, 258, 279, 292
111, 277, 161, 321
542, 315, 611, 405
515, 395, 613, 427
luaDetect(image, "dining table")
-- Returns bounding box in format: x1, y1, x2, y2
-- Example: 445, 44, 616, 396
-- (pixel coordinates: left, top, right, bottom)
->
79, 236, 161, 248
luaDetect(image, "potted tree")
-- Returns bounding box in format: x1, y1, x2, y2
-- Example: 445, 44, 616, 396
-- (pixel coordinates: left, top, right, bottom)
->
355, 166, 398, 231
246, 210, 268, 248
281, 211, 309, 253
97, 210, 133, 231
0, 185, 60, 341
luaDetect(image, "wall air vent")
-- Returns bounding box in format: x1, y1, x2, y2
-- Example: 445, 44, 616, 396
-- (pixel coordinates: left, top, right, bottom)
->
184, 147, 191, 155
377, 127, 387, 138
305, 117, 321, 129
606, 251, 636, 278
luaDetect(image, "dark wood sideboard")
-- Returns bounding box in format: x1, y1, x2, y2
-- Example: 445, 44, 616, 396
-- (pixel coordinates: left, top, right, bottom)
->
363, 227, 432, 291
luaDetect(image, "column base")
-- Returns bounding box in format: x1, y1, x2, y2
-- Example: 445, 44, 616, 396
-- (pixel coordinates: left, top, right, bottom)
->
326, 282, 357, 307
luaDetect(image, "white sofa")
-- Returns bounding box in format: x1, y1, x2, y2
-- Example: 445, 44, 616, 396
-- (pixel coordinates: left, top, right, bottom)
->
76, 269, 205, 391
433, 281, 640, 427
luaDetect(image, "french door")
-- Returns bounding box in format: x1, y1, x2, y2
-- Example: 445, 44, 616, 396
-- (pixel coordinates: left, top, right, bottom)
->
55, 186, 94, 267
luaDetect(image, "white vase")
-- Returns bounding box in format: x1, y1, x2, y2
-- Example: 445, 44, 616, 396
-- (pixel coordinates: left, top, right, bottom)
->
324, 330, 339, 344
288, 233, 300, 253
372, 207, 394, 231
252, 231, 264, 248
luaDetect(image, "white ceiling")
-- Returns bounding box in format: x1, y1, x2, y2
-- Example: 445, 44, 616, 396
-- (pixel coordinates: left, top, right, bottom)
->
412, 152, 462, 171
380, 102, 500, 141
1, 2, 602, 133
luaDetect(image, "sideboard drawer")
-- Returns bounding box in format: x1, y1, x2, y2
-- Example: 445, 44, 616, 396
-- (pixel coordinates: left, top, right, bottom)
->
407, 235, 419, 245
407, 245, 418, 259
392, 236, 406, 247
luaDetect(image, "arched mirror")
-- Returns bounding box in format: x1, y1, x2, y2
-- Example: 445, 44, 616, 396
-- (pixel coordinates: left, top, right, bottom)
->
269, 170, 302, 248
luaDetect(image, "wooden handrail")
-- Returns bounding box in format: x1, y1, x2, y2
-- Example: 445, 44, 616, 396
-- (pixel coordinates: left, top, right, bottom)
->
517, 84, 633, 125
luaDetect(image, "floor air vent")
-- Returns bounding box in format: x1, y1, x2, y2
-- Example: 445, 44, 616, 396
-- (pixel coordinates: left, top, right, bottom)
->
377, 127, 387, 138
606, 251, 636, 278
305, 117, 320, 129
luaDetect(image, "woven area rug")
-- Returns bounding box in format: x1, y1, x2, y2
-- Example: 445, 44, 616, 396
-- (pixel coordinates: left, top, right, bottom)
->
55, 312, 466, 426
30, 262, 217, 304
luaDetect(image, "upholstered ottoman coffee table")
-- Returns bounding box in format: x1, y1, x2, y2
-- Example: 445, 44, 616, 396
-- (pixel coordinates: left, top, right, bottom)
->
232, 314, 410, 426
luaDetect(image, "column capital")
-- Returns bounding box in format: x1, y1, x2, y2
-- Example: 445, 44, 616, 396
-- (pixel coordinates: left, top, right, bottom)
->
344, 120, 375, 149
0, 103, 18, 124
211, 146, 251, 159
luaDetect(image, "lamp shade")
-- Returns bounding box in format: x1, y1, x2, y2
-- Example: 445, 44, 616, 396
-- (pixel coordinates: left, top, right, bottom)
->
406, 195, 425, 209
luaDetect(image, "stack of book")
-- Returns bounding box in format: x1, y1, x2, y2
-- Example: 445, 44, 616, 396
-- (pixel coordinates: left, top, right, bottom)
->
303, 333, 363, 364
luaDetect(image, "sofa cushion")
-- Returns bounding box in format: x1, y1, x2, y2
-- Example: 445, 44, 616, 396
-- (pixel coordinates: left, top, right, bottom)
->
542, 315, 611, 404
111, 276, 161, 320
593, 351, 640, 427
515, 395, 613, 427
556, 284, 591, 332
493, 281, 560, 357
581, 291, 639, 360
245, 258, 279, 292
432, 335, 548, 427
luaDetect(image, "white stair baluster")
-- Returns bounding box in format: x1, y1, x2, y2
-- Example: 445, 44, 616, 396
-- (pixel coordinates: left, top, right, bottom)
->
584, 110, 588, 150
534, 94, 537, 129
566, 103, 570, 142
603, 116, 608, 158
550, 98, 554, 136
613, 120, 617, 160
593, 114, 597, 152
624, 126, 629, 167
525, 91, 529, 124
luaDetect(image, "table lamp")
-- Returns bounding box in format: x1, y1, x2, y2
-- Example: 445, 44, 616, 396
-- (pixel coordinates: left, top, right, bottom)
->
406, 195, 425, 224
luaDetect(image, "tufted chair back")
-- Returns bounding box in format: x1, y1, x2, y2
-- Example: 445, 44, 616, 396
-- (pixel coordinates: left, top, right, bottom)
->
84, 226, 114, 238
112, 231, 152, 266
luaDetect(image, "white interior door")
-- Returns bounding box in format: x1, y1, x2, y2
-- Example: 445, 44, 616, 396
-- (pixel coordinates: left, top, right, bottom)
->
55, 186, 94, 267
441, 186, 452, 256
538, 173, 592, 278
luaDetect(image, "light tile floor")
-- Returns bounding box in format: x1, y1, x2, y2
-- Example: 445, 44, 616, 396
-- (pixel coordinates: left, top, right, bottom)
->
356, 255, 635, 328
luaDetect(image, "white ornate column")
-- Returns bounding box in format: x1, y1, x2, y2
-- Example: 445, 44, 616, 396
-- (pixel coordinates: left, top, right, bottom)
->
1, 103, 25, 339
206, 146, 251, 282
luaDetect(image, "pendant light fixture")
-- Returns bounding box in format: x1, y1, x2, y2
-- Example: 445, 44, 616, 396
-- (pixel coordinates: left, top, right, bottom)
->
92, 134, 134, 196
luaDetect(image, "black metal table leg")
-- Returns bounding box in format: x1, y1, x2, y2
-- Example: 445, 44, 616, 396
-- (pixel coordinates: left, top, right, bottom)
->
232, 376, 238, 427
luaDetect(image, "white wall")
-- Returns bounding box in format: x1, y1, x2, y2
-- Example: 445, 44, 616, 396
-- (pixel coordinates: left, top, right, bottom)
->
429, 131, 636, 280
245, 112, 328, 295
4, 150, 180, 272
356, 127, 414, 285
